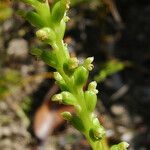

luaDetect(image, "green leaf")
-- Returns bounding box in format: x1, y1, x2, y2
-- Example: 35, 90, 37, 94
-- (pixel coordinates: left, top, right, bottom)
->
30, 48, 42, 57
41, 50, 57, 67
70, 115, 85, 132
84, 91, 97, 112
26, 11, 45, 28
51, 0, 69, 24
74, 66, 88, 87
51, 1, 64, 24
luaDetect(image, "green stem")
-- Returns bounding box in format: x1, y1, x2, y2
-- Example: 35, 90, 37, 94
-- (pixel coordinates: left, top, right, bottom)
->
53, 40, 104, 150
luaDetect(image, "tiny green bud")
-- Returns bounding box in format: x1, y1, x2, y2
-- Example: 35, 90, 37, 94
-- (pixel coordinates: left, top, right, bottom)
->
68, 57, 79, 69
92, 117, 100, 127
52, 94, 62, 102
85, 91, 97, 112
91, 113, 97, 120
64, 16, 70, 22
93, 127, 105, 140
74, 66, 88, 87
75, 105, 82, 113
118, 142, 129, 150
61, 91, 76, 105
61, 111, 72, 121
54, 72, 63, 82
110, 145, 118, 150
83, 57, 94, 71
36, 27, 56, 43
110, 142, 129, 150
54, 72, 69, 91
88, 81, 97, 90
88, 81, 99, 94
90, 126, 105, 141
63, 57, 79, 76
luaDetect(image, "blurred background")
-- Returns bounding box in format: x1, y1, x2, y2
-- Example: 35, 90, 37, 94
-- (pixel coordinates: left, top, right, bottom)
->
0, 0, 150, 150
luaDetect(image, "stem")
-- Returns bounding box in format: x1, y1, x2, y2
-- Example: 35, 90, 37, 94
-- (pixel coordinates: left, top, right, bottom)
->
53, 40, 105, 150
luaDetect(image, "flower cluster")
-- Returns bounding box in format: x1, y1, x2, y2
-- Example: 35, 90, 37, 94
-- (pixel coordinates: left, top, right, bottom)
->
18, 0, 129, 149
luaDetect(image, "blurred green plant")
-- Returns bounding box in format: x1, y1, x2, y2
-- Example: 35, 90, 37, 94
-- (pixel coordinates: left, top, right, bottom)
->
0, 69, 22, 99
0, 1, 13, 22
16, 0, 129, 149
21, 96, 32, 115
95, 59, 125, 83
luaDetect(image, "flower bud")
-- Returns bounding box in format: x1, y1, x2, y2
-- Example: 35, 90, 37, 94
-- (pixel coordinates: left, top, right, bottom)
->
36, 27, 56, 43
92, 117, 100, 127
64, 16, 70, 22
89, 126, 105, 141
63, 57, 79, 76
61, 111, 72, 121
68, 57, 79, 69
54, 72, 69, 91
54, 72, 63, 82
110, 142, 129, 150
52, 94, 62, 103
118, 142, 129, 150
88, 81, 97, 90
75, 105, 82, 113
84, 91, 97, 112
110, 145, 118, 150
88, 81, 99, 94
83, 57, 94, 71
61, 91, 76, 105
74, 66, 88, 87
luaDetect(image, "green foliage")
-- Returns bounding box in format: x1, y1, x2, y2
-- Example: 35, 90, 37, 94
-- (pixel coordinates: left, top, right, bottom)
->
95, 60, 125, 83
17, 0, 128, 150
74, 66, 88, 87
21, 96, 32, 115
85, 90, 97, 112
0, 69, 22, 99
